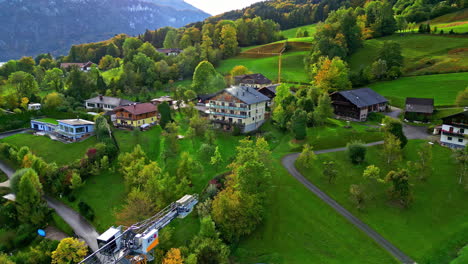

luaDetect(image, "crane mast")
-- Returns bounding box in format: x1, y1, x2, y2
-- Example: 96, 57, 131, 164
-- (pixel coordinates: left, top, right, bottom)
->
79, 194, 198, 264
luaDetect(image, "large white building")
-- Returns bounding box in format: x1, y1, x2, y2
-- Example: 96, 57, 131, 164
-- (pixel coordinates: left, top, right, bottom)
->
208, 86, 270, 133
440, 111, 467, 149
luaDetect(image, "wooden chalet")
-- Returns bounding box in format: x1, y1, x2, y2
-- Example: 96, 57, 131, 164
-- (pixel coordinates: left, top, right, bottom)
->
331, 88, 388, 121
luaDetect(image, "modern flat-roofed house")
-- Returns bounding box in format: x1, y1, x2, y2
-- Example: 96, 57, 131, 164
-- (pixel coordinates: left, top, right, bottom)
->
85, 95, 135, 111
405, 97, 434, 121
60, 61, 94, 72
114, 103, 158, 128
208, 86, 270, 133
440, 111, 467, 149
56, 119, 95, 141
31, 118, 58, 132
234, 73, 272, 89
331, 88, 388, 121
157, 48, 182, 56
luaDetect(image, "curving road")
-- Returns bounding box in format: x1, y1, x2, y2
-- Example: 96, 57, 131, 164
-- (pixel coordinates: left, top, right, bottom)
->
282, 141, 415, 264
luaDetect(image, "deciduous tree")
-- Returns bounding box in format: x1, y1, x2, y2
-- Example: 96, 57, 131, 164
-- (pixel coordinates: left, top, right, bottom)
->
323, 160, 338, 183
116, 188, 155, 226
16, 169, 49, 226
162, 248, 184, 264
51, 238, 88, 264
346, 141, 367, 164
297, 144, 317, 169
385, 169, 412, 207
382, 133, 402, 166
313, 93, 334, 126
312, 56, 351, 92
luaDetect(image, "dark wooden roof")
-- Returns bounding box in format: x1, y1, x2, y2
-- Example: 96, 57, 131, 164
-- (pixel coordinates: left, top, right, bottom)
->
405, 97, 434, 114
334, 88, 388, 108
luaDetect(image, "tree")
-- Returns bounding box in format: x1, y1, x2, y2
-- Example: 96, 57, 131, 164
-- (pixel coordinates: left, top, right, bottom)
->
8, 71, 39, 99
371, 59, 388, 80
346, 141, 367, 164
363, 165, 381, 182
349, 184, 366, 210
122, 37, 143, 61
453, 145, 468, 185
382, 133, 402, 166
290, 109, 307, 140
382, 116, 407, 148
455, 88, 468, 107
297, 144, 317, 169
312, 56, 351, 92
51, 238, 88, 264
189, 217, 230, 264
220, 25, 238, 58
44, 92, 65, 110
162, 248, 183, 264
70, 172, 83, 190
378, 41, 404, 69
192, 61, 225, 94
158, 102, 172, 129
16, 169, 49, 226
177, 152, 202, 185
412, 143, 433, 181
323, 161, 338, 184
116, 188, 155, 226
42, 68, 64, 92
230, 65, 250, 84
385, 169, 412, 207
210, 146, 223, 169
0, 253, 14, 264
313, 93, 334, 126
138, 42, 163, 61
163, 30, 178, 48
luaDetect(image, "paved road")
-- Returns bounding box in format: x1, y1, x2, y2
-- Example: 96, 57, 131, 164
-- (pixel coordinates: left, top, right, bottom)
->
282, 141, 415, 264
0, 159, 100, 251
0, 128, 30, 140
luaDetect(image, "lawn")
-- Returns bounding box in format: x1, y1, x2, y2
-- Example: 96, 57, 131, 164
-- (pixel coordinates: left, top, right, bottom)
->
281, 24, 317, 39
233, 123, 395, 264
425, 8, 468, 34
217, 51, 310, 83
348, 34, 468, 76
368, 72, 468, 108
1, 133, 98, 165
296, 140, 468, 263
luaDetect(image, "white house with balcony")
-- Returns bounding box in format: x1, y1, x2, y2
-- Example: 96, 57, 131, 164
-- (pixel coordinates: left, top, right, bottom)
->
207, 86, 270, 133
440, 111, 467, 149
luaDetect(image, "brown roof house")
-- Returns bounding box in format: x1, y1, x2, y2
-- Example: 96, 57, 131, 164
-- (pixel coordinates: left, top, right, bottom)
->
331, 88, 388, 121
405, 97, 434, 122
114, 103, 157, 129
234, 73, 272, 89
60, 61, 94, 72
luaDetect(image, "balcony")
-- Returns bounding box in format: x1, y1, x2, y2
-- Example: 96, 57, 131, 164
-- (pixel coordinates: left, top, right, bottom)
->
211, 119, 245, 128
442, 129, 466, 137
209, 111, 247, 119
208, 104, 247, 111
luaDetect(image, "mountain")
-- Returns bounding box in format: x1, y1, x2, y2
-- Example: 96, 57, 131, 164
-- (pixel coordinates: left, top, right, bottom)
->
0, 0, 209, 61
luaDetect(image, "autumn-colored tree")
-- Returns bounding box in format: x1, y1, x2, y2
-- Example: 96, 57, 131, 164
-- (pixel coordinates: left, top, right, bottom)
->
51, 238, 88, 264
162, 248, 184, 264
230, 65, 251, 84
312, 56, 351, 92
44, 92, 65, 109
385, 169, 412, 207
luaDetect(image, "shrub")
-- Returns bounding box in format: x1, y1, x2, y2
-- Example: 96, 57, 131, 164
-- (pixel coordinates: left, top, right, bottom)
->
346, 141, 367, 164
78, 201, 95, 221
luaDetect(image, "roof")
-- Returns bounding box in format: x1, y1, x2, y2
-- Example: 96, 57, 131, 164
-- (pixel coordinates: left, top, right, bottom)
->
405, 97, 434, 114
58, 119, 95, 126
151, 96, 173, 103
235, 73, 272, 85
259, 84, 280, 94
114, 103, 157, 115
32, 118, 58, 125
85, 96, 135, 107
225, 86, 270, 104
157, 48, 182, 54
442, 110, 468, 121
60, 61, 93, 68
336, 88, 388, 108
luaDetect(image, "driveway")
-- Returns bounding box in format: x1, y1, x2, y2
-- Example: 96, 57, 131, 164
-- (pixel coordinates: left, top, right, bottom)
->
384, 107, 430, 140
0, 159, 100, 251
282, 142, 415, 264
0, 128, 30, 140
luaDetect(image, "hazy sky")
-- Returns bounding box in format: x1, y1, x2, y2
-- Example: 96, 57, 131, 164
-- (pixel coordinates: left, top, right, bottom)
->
185, 0, 265, 15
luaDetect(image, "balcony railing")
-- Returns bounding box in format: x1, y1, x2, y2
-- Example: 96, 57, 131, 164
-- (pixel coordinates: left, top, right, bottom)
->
208, 104, 247, 111
209, 111, 247, 119
442, 129, 466, 137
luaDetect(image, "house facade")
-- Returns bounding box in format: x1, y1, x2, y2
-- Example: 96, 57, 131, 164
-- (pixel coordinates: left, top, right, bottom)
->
114, 103, 158, 128
31, 119, 57, 132
85, 96, 135, 111
157, 49, 182, 56
331, 88, 388, 121
60, 61, 94, 72
440, 111, 467, 149
208, 86, 270, 133
405, 97, 434, 121
234, 73, 272, 89
56, 119, 95, 141
28, 103, 41, 111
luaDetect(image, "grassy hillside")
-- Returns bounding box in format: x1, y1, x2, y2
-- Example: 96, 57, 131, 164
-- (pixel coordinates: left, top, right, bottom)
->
281, 23, 317, 42
426, 8, 468, 33
349, 34, 468, 76
368, 72, 468, 107
217, 51, 309, 83
296, 140, 468, 262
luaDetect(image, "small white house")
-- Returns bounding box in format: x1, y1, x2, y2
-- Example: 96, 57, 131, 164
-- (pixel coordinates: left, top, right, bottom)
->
440, 111, 468, 149
28, 103, 41, 111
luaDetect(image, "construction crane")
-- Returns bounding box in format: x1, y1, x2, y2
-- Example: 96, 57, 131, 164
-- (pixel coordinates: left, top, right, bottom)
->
79, 194, 198, 264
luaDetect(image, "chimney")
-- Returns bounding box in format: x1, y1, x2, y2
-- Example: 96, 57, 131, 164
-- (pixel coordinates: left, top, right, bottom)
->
99, 95, 103, 101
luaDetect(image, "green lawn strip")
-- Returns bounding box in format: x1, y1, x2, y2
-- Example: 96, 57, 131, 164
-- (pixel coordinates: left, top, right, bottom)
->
368, 72, 468, 107
296, 140, 467, 262
34, 118, 59, 125
216, 51, 310, 83
0, 133, 98, 165
348, 34, 468, 75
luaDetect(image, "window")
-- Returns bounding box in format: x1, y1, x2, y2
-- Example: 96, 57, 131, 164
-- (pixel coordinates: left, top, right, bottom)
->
458, 138, 464, 143
448, 137, 452, 141
461, 129, 465, 134
76, 127, 85, 133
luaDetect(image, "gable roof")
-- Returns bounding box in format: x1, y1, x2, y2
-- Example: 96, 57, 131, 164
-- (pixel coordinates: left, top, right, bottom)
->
157, 48, 182, 54
442, 110, 468, 121
224, 86, 270, 104
60, 61, 94, 69
85, 96, 135, 107
405, 97, 434, 114
259, 84, 280, 94
114, 103, 157, 115
235, 73, 272, 85
336, 88, 388, 108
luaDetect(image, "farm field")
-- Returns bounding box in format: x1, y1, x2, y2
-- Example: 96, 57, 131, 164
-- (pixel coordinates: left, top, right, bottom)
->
0, 133, 97, 165
348, 34, 468, 76
296, 140, 468, 263
217, 51, 309, 83
368, 72, 468, 108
